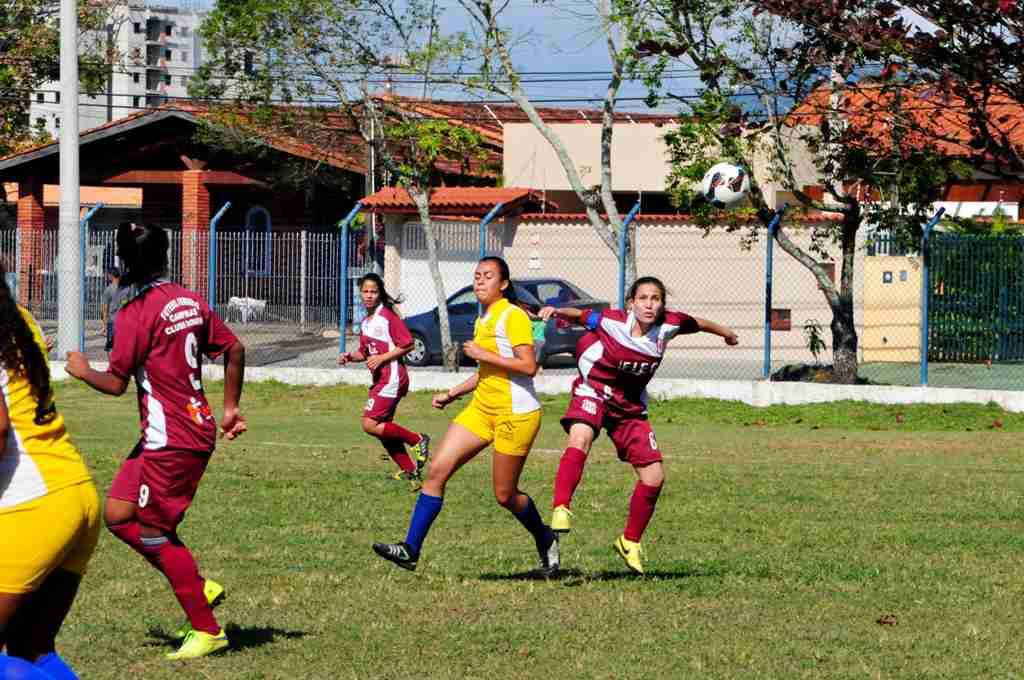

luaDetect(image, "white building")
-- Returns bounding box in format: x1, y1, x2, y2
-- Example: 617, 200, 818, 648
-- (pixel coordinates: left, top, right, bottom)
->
30, 2, 208, 136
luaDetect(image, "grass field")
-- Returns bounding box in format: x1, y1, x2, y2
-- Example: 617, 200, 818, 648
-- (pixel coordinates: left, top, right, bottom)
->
44, 380, 1024, 679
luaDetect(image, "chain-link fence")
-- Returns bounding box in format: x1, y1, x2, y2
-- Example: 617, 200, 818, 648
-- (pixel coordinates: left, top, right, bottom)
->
7, 214, 1024, 390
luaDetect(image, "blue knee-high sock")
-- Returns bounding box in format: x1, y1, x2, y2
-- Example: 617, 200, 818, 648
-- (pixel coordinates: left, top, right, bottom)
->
513, 495, 551, 547
404, 492, 443, 557
0, 654, 56, 680
34, 653, 78, 680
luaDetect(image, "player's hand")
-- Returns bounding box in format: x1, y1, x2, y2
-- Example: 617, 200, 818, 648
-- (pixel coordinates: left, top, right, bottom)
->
337, 352, 350, 366
220, 407, 247, 440
45, 336, 55, 353
538, 306, 557, 321
64, 351, 90, 379
724, 333, 739, 346
462, 341, 485, 362
432, 391, 453, 410
366, 355, 384, 371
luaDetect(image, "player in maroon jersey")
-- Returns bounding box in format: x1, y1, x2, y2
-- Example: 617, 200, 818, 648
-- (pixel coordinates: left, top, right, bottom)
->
539, 276, 738, 574
65, 223, 247, 660
338, 273, 429, 487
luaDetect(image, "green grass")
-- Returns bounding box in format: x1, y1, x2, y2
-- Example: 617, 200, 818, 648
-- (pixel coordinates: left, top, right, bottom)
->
45, 381, 1024, 678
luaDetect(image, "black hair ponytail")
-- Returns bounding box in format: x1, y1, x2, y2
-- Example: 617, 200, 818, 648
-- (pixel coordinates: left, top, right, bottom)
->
0, 266, 54, 425
116, 222, 169, 286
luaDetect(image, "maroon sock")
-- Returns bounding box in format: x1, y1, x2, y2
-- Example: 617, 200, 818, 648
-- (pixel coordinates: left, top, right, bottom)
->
382, 423, 421, 447
552, 447, 588, 508
623, 482, 663, 542
150, 538, 220, 635
107, 520, 160, 569
383, 438, 416, 473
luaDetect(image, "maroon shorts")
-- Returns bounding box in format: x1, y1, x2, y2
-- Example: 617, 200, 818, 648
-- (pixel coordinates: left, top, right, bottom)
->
108, 442, 211, 533
364, 381, 409, 422
561, 393, 662, 466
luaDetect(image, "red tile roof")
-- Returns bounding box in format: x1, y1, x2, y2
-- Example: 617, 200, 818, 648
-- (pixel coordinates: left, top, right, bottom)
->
788, 83, 1024, 158
518, 212, 843, 223
361, 187, 542, 215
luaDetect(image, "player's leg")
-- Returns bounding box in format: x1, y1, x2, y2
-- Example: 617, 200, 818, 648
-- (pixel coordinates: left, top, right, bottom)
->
611, 420, 664, 575
492, 411, 557, 574
552, 392, 603, 532
364, 386, 430, 469
373, 417, 489, 571
362, 415, 417, 476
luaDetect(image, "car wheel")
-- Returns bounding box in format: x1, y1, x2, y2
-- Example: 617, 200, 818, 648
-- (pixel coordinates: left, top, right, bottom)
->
407, 332, 431, 367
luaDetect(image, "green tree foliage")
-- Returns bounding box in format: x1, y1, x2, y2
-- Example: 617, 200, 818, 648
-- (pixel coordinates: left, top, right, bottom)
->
0, 0, 112, 157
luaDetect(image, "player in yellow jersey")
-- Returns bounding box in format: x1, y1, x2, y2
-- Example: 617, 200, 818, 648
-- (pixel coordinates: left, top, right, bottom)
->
0, 272, 100, 679
373, 257, 559, 576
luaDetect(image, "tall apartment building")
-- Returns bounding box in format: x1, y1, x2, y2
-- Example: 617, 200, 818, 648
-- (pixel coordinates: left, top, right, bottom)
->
30, 2, 207, 136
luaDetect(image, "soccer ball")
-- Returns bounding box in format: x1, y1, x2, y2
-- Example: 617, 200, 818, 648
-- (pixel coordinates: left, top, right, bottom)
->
702, 163, 750, 208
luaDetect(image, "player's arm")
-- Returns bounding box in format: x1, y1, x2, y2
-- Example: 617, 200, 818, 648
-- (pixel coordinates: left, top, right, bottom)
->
220, 339, 247, 440
538, 306, 584, 322
64, 352, 129, 395
364, 343, 412, 370
693, 317, 739, 345
338, 349, 367, 365
433, 372, 480, 409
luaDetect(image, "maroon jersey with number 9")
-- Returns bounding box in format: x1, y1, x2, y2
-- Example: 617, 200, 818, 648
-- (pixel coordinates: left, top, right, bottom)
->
108, 280, 238, 453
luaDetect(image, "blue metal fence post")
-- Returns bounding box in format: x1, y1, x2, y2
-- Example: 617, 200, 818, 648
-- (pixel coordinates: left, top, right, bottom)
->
478, 203, 504, 260
338, 203, 364, 354
208, 202, 231, 312
763, 205, 787, 380
919, 207, 946, 386
617, 201, 643, 310
78, 202, 104, 352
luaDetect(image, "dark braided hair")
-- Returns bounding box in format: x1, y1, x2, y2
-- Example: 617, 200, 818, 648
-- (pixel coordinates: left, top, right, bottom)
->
0, 265, 55, 425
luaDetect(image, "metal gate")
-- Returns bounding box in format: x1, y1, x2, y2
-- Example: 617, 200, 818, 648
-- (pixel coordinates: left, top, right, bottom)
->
929, 233, 1024, 362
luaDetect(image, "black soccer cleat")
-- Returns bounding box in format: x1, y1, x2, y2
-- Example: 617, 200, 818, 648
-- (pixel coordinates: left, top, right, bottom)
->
373, 541, 419, 571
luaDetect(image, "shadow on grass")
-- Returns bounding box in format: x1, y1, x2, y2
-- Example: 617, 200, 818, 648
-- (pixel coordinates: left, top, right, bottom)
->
478, 565, 720, 583
145, 624, 308, 652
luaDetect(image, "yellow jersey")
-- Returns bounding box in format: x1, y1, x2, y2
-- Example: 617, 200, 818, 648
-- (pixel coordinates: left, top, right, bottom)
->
471, 298, 541, 415
0, 307, 90, 511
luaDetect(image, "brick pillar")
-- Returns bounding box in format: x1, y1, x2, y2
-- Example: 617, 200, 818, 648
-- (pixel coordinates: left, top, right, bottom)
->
181, 170, 210, 298
16, 179, 45, 308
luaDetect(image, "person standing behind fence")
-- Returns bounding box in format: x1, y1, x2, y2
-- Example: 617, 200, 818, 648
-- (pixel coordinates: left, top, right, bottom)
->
372, 256, 559, 576
338, 273, 430, 489
100, 267, 130, 356
65, 223, 248, 661
540, 276, 739, 575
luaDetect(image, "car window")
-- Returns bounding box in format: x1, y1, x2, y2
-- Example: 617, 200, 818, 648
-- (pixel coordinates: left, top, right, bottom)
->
448, 288, 478, 307
533, 282, 568, 305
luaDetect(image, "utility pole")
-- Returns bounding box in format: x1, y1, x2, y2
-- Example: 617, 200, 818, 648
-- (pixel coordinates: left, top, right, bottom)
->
59, 0, 83, 354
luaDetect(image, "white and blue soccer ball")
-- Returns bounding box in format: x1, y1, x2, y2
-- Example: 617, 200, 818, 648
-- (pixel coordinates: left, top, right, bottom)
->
702, 162, 751, 208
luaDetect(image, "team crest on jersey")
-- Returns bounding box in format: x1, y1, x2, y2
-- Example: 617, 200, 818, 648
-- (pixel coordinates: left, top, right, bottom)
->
186, 397, 213, 425
581, 399, 598, 415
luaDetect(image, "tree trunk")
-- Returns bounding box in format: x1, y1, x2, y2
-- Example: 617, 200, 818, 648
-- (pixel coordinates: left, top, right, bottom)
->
830, 297, 858, 383
410, 189, 457, 372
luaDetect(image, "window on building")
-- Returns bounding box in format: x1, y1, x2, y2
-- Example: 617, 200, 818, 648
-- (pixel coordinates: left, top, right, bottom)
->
180, 76, 189, 86
54, 92, 59, 104
54, 117, 60, 129
245, 206, 272, 275
164, 73, 172, 85
132, 72, 140, 84
36, 92, 44, 103
164, 48, 172, 60
133, 95, 141, 108
133, 22, 141, 33
165, 25, 172, 36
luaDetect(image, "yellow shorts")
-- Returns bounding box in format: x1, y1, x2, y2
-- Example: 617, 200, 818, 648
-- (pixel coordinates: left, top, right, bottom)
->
0, 481, 101, 594
453, 404, 542, 456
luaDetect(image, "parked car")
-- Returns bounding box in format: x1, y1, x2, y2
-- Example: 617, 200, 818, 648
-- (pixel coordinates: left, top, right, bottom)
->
403, 278, 610, 367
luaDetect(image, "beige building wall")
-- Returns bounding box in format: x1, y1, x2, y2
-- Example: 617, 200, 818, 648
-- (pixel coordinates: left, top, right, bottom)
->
503, 216, 866, 366
862, 255, 922, 362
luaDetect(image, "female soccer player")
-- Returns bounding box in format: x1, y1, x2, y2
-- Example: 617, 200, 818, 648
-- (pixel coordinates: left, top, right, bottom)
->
65, 223, 247, 661
540, 276, 739, 574
338, 273, 429, 487
372, 257, 559, 575
0, 270, 100, 679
